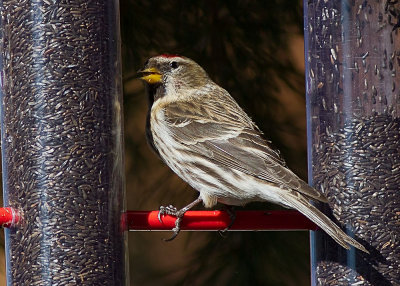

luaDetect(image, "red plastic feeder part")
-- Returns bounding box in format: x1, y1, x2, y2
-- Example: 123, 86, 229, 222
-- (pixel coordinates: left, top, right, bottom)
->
125, 210, 318, 232
0, 207, 19, 228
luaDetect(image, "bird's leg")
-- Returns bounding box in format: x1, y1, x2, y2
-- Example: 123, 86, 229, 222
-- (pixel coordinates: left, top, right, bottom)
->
158, 196, 203, 241
219, 205, 236, 236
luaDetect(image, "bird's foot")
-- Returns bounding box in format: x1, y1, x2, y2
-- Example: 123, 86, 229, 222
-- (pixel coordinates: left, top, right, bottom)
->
158, 205, 187, 242
158, 205, 178, 223
158, 197, 203, 242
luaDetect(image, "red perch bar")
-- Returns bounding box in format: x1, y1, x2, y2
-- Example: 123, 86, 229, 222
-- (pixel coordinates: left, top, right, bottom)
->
0, 207, 19, 228
126, 210, 318, 231
0, 208, 318, 232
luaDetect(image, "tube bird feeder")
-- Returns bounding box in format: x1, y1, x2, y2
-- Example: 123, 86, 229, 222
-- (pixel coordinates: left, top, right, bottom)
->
305, 1, 400, 285
0, 1, 128, 285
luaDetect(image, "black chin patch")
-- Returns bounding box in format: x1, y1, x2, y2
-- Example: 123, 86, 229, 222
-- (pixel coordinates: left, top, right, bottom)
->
146, 84, 157, 107
146, 84, 165, 106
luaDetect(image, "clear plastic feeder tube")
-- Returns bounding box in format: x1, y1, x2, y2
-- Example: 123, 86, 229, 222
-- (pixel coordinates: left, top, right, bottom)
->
0, 1, 127, 285
305, 1, 400, 285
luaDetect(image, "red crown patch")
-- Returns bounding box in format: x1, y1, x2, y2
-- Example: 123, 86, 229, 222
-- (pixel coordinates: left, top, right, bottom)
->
160, 54, 182, 58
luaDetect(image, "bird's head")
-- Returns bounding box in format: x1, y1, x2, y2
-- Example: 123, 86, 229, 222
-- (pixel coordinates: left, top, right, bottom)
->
138, 55, 210, 100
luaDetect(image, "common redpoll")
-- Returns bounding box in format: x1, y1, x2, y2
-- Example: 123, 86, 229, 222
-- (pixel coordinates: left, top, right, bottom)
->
138, 54, 368, 253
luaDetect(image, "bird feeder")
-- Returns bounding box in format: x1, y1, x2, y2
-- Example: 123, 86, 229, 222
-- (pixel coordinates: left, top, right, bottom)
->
0, 1, 128, 285
305, 1, 400, 284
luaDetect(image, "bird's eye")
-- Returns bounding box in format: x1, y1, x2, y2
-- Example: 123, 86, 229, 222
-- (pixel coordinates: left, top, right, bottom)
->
170, 61, 179, 69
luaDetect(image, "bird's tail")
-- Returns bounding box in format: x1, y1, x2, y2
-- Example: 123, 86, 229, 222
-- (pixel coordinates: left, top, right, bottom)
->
277, 190, 369, 253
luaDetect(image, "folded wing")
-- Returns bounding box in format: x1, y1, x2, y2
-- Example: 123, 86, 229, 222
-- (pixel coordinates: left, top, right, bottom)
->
163, 93, 327, 203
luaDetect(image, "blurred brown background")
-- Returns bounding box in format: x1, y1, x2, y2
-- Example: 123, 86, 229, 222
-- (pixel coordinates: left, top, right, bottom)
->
0, 1, 309, 285
122, 1, 309, 286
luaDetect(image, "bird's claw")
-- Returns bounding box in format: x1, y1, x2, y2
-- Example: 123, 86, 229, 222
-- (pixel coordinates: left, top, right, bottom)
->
163, 216, 183, 242
158, 204, 183, 241
158, 204, 178, 223
158, 197, 203, 241
218, 206, 236, 236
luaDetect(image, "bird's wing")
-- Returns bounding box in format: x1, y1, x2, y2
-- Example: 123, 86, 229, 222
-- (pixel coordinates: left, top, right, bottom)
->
163, 96, 327, 202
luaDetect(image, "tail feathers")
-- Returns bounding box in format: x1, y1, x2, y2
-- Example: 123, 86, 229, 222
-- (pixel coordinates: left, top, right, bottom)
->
283, 191, 369, 254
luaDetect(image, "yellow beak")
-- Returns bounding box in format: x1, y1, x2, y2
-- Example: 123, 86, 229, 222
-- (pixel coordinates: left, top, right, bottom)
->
138, 67, 162, 84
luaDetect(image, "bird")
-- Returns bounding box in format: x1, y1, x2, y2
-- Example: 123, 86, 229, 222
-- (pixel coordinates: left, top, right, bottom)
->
137, 54, 368, 253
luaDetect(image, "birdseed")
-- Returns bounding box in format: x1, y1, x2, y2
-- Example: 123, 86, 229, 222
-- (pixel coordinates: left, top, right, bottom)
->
313, 114, 400, 285
0, 1, 126, 285
306, 0, 400, 284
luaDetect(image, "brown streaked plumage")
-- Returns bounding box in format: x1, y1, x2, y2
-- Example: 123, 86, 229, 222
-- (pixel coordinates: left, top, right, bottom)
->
138, 54, 368, 253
